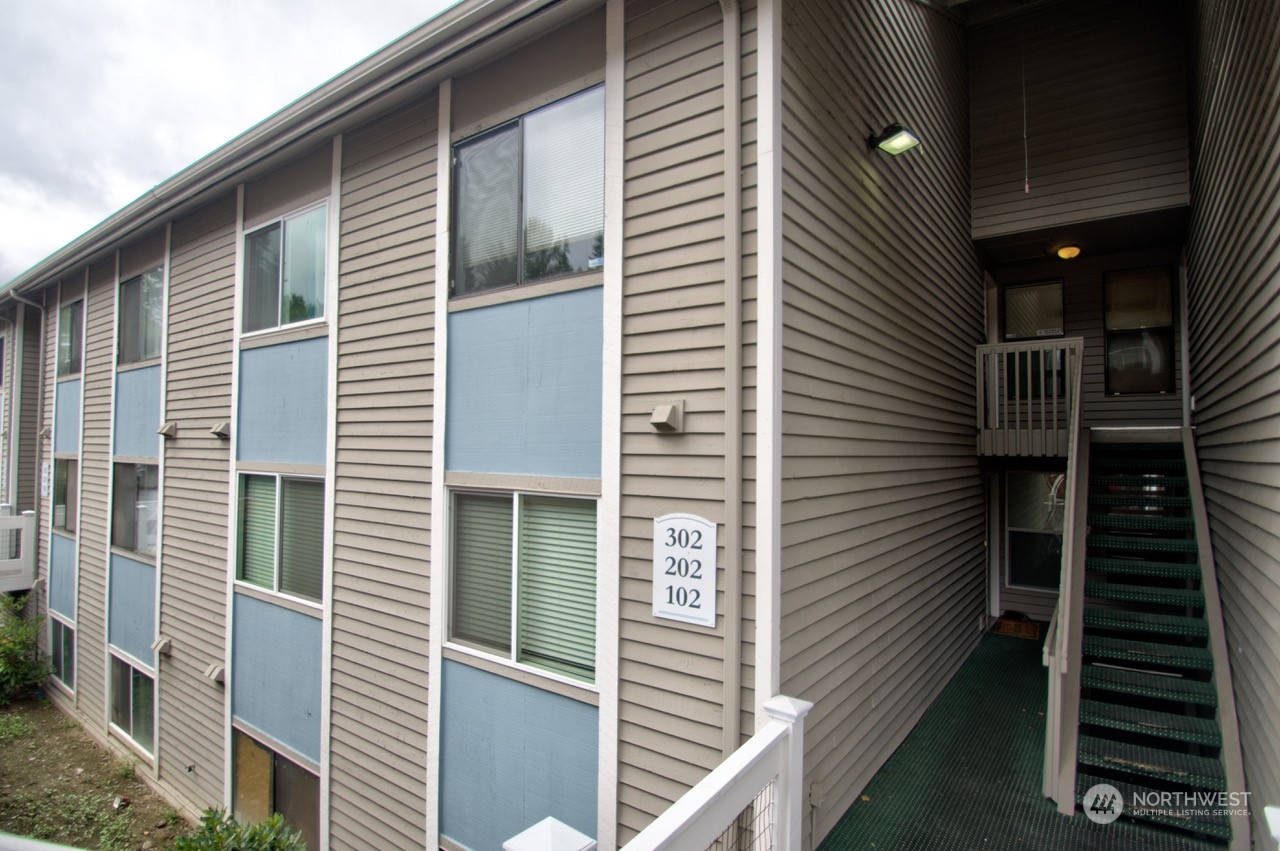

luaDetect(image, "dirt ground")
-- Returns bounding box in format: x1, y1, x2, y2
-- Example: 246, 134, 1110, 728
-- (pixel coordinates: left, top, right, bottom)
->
0, 695, 193, 849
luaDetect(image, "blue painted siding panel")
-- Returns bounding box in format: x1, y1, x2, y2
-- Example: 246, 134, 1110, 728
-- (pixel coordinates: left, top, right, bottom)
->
440, 660, 597, 851
49, 534, 76, 618
231, 594, 322, 763
54, 378, 81, 454
238, 338, 327, 466
108, 554, 155, 667
447, 287, 602, 478
113, 366, 161, 458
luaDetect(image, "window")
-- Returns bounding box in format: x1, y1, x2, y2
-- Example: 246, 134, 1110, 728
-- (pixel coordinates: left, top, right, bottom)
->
57, 300, 84, 376
1003, 280, 1063, 340
50, 618, 75, 688
112, 464, 158, 556
452, 86, 605, 296
119, 267, 163, 364
1105, 268, 1174, 395
233, 729, 319, 851
237, 474, 324, 602
53, 459, 78, 534
110, 655, 154, 753
242, 204, 327, 333
451, 492, 597, 682
1007, 471, 1065, 590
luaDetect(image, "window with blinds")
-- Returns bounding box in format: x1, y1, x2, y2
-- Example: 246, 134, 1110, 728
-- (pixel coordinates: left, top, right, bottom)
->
237, 474, 324, 603
451, 491, 597, 683
452, 85, 604, 296
119, 267, 163, 364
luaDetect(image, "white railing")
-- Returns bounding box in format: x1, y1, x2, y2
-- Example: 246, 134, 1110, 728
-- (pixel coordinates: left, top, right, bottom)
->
623, 696, 813, 851
1041, 357, 1088, 814
0, 509, 37, 594
977, 338, 1083, 457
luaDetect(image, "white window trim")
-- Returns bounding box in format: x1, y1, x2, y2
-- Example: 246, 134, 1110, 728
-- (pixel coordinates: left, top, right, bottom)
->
107, 650, 156, 760
233, 471, 325, 609
446, 487, 600, 691
48, 613, 76, 694
116, 264, 165, 367
239, 198, 331, 339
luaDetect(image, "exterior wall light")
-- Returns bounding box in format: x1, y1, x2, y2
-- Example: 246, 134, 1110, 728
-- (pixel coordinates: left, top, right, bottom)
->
1056, 245, 1082, 260
868, 123, 921, 155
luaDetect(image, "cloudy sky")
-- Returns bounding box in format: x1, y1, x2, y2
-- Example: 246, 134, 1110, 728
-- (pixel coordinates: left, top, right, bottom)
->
0, 0, 462, 285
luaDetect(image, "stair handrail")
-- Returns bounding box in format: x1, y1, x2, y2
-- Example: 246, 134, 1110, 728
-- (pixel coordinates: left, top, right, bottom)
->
1047, 345, 1088, 814
1181, 427, 1251, 850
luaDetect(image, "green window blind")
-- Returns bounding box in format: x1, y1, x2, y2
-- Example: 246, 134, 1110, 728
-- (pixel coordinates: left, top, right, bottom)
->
518, 496, 596, 682
280, 478, 324, 602
452, 494, 514, 653
238, 475, 276, 590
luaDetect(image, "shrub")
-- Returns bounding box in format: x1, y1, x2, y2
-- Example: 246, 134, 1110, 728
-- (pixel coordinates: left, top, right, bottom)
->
0, 594, 50, 705
175, 809, 306, 851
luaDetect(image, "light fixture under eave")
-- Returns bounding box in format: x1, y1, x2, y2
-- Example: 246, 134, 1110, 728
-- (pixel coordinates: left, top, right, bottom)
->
868, 123, 921, 156
1056, 245, 1082, 260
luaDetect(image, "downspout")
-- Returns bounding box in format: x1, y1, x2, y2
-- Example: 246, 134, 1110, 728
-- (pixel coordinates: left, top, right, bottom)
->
6, 292, 46, 520
718, 0, 744, 759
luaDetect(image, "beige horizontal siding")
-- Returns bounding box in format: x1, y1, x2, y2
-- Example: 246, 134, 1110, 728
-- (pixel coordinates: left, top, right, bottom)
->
618, 0, 733, 841
780, 0, 986, 845
159, 194, 237, 811
18, 307, 41, 513
1186, 0, 1280, 843
73, 259, 115, 727
329, 99, 436, 851
970, 0, 1190, 238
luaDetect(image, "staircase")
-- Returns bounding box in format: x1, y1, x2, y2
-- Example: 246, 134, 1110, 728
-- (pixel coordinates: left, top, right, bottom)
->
1071, 437, 1237, 842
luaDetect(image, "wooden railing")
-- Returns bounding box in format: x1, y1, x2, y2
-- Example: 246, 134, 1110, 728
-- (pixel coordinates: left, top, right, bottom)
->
976, 339, 1083, 457
623, 696, 813, 851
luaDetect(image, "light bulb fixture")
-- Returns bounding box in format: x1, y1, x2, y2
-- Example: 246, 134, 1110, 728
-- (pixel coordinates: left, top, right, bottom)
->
1056, 245, 1082, 260
868, 123, 921, 156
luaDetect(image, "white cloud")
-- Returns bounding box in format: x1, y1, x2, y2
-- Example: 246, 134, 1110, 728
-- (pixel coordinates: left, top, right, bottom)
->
0, 0, 458, 284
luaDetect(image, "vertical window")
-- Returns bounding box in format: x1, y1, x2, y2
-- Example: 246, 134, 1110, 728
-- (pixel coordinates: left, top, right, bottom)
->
111, 464, 159, 556
1003, 280, 1063, 340
243, 205, 328, 333
233, 730, 319, 851
1105, 268, 1175, 395
453, 86, 604, 296
237, 474, 324, 602
110, 655, 154, 753
451, 492, 597, 682
1006, 471, 1065, 590
53, 459, 78, 534
57, 300, 84, 376
119, 267, 164, 364
50, 619, 75, 688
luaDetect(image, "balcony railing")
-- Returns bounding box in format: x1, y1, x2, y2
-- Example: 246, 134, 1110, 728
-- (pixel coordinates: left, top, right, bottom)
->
0, 508, 37, 594
976, 338, 1083, 457
623, 696, 813, 851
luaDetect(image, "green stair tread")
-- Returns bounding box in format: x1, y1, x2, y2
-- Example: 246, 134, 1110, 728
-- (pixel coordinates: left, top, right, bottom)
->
1088, 533, 1200, 554
1085, 580, 1205, 607
1092, 457, 1188, 472
1083, 635, 1214, 671
1091, 442, 1185, 456
1092, 474, 1190, 489
1075, 771, 1232, 840
1089, 493, 1193, 509
1086, 557, 1202, 580
1084, 607, 1209, 638
1082, 665, 1217, 707
1079, 700, 1222, 746
1089, 513, 1196, 532
1078, 735, 1225, 789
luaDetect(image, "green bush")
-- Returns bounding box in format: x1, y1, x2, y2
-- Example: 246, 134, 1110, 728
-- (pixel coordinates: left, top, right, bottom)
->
175, 809, 306, 851
0, 594, 50, 705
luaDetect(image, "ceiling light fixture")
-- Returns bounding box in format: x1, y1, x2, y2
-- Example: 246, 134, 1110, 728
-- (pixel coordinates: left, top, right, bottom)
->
1056, 245, 1082, 260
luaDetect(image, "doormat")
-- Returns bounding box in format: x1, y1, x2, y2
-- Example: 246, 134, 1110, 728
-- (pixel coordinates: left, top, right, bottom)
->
992, 617, 1041, 641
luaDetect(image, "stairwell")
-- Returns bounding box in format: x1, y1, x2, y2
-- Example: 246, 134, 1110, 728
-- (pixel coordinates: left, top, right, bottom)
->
1072, 437, 1235, 843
